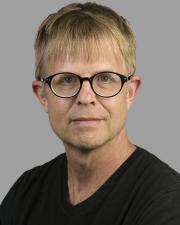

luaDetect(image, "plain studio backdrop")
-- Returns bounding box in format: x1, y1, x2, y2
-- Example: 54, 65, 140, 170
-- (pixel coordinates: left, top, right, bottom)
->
0, 0, 180, 202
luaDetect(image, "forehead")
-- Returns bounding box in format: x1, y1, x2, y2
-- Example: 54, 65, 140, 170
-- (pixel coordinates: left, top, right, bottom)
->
43, 36, 126, 76
45, 47, 125, 76
46, 58, 125, 78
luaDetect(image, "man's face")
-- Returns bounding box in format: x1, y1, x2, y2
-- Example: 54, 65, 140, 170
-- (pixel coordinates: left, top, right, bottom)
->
33, 53, 140, 151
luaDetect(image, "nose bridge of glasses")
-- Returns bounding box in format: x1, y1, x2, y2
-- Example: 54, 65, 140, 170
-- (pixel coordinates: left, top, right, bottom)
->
81, 76, 92, 82
78, 76, 95, 94
80, 76, 93, 87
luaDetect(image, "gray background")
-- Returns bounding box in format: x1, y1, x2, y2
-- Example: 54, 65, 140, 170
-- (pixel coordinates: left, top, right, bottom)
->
0, 0, 179, 203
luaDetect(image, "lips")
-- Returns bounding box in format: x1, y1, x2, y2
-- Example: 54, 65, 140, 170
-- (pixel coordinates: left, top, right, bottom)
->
70, 117, 104, 126
72, 117, 103, 121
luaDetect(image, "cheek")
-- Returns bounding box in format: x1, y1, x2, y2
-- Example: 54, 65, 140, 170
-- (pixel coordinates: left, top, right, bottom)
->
104, 93, 128, 128
114, 100, 128, 126
46, 98, 71, 135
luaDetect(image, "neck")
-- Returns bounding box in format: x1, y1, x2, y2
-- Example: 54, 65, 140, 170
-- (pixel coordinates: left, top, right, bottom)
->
64, 129, 136, 205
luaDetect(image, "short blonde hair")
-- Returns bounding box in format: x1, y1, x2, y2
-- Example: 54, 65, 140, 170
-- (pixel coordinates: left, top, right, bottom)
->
34, 2, 136, 80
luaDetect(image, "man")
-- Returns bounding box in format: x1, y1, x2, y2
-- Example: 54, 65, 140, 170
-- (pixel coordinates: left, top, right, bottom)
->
0, 2, 180, 225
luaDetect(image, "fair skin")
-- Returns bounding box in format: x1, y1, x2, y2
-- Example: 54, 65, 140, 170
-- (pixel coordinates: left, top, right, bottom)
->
32, 52, 141, 205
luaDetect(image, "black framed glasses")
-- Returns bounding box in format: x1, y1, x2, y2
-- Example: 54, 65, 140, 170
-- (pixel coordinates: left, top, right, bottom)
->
41, 71, 134, 98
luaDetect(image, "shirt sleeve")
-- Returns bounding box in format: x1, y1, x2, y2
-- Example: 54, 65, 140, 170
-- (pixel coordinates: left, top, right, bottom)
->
136, 188, 180, 225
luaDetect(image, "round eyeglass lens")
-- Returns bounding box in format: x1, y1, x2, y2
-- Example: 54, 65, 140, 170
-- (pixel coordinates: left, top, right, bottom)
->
92, 72, 122, 97
51, 73, 80, 97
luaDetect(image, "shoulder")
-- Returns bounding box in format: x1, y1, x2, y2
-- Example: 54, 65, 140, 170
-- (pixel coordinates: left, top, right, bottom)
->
137, 146, 180, 196
136, 146, 180, 179
134, 147, 180, 224
0, 153, 66, 222
130, 146, 180, 192
126, 146, 180, 203
139, 147, 180, 187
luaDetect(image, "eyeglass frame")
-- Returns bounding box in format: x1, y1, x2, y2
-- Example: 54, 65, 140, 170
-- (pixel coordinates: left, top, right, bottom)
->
41, 71, 134, 98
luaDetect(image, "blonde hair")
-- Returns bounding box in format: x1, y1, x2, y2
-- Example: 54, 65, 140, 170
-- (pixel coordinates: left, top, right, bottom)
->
34, 2, 136, 80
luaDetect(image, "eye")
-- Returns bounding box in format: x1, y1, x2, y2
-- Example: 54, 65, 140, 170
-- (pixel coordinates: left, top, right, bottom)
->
96, 73, 114, 83
54, 74, 78, 86
62, 74, 76, 83
100, 74, 109, 82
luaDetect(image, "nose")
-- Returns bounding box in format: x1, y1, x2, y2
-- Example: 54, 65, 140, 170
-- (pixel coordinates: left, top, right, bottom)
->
75, 79, 96, 105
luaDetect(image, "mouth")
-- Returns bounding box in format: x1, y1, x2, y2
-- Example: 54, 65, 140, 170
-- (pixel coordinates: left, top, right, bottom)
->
71, 118, 104, 126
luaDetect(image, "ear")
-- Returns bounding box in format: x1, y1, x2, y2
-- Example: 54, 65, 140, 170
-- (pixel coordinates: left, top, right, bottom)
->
32, 80, 48, 113
127, 75, 141, 109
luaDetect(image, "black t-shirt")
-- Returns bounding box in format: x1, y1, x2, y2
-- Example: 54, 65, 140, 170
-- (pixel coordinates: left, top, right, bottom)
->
1, 146, 180, 225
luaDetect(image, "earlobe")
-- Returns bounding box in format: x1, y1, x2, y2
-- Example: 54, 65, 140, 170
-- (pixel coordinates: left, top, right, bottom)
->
127, 75, 141, 109
32, 80, 48, 113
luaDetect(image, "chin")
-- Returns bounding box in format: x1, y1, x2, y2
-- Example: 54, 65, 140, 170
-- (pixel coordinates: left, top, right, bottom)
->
63, 135, 108, 153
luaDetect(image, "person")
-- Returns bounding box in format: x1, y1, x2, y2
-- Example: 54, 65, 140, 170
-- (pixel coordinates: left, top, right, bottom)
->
0, 2, 180, 225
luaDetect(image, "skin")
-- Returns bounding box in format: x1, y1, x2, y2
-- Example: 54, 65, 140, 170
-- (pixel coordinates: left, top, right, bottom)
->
32, 52, 141, 205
